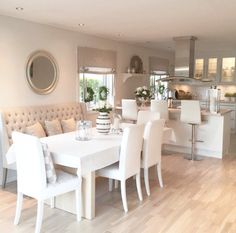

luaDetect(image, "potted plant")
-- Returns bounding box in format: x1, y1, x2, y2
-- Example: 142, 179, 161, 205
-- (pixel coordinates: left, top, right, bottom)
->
224, 92, 232, 102
232, 93, 236, 102
98, 86, 109, 101
93, 102, 112, 134
84, 87, 95, 109
134, 86, 152, 106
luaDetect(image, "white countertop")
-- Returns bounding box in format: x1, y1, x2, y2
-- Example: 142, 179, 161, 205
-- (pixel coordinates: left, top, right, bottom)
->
168, 108, 232, 116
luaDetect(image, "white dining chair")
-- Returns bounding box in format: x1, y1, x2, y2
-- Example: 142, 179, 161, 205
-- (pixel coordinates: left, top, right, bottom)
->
141, 119, 165, 196
121, 99, 138, 123
150, 100, 169, 122
137, 110, 160, 125
12, 132, 82, 233
97, 124, 144, 212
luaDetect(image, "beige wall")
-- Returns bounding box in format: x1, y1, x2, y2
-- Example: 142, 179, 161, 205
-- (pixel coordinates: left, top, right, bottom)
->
0, 15, 174, 108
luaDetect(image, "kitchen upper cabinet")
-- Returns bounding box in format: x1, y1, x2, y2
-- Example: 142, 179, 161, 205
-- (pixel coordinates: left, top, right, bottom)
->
194, 58, 218, 81
221, 57, 235, 83
194, 59, 204, 79
207, 58, 218, 81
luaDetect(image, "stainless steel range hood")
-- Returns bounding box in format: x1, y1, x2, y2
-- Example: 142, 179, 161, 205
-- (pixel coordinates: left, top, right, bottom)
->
162, 36, 210, 82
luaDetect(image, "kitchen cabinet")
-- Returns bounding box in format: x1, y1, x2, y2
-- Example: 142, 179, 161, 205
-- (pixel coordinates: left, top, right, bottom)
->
220, 103, 236, 133
221, 57, 236, 83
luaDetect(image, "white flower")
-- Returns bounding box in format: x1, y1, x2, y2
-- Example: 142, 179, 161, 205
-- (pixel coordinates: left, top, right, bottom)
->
137, 87, 142, 92
143, 90, 147, 95
142, 86, 147, 90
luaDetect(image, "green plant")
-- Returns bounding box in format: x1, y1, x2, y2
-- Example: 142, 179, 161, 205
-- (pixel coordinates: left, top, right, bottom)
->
232, 93, 236, 97
98, 86, 109, 101
93, 104, 112, 113
225, 92, 233, 97
84, 87, 95, 102
158, 85, 165, 95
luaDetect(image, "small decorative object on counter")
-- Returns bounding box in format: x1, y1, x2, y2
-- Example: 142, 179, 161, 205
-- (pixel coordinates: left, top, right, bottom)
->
93, 102, 112, 134
134, 86, 152, 107
76, 120, 92, 141
207, 86, 220, 114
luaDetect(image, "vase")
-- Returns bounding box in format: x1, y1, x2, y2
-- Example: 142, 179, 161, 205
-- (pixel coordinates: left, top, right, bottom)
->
96, 112, 111, 134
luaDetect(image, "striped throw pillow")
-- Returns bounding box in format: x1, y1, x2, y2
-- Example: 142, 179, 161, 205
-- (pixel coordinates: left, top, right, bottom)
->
42, 143, 57, 184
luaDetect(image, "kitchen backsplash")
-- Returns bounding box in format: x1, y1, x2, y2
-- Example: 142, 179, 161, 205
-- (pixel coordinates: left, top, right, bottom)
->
169, 84, 236, 101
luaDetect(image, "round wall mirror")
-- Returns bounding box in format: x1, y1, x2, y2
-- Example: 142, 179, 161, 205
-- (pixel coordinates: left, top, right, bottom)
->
26, 50, 58, 95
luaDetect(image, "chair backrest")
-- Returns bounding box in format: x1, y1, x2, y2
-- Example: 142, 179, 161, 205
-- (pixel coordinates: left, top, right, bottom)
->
137, 110, 160, 125
119, 124, 144, 179
180, 100, 201, 124
12, 132, 47, 194
150, 100, 169, 121
142, 119, 165, 168
121, 99, 138, 121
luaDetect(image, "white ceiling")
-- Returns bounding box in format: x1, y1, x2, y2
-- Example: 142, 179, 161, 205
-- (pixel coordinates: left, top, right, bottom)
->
1, 0, 236, 51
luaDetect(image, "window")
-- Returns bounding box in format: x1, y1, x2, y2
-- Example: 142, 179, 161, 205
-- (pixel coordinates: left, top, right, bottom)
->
221, 57, 235, 82
79, 67, 115, 107
150, 71, 168, 99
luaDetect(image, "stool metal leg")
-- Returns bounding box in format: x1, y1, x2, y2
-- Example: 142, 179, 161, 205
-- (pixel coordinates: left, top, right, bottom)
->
184, 124, 203, 161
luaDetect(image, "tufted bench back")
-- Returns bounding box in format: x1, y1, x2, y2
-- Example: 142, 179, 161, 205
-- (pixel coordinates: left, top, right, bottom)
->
0, 102, 87, 167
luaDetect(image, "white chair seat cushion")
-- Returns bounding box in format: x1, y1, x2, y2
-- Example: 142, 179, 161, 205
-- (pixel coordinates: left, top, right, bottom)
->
97, 162, 120, 180
40, 170, 80, 200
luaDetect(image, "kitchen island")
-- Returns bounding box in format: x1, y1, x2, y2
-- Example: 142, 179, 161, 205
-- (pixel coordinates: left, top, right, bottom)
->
163, 108, 231, 159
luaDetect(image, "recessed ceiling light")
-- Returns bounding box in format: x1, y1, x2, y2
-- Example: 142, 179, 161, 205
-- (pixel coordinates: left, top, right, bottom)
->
16, 7, 24, 11
117, 34, 122, 37
78, 23, 85, 27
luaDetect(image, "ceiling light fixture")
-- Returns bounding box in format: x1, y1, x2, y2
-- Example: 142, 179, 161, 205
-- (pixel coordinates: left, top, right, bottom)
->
78, 23, 85, 27
16, 7, 24, 11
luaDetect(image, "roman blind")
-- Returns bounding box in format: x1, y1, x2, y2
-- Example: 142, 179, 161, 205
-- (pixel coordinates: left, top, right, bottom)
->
149, 56, 169, 73
77, 47, 116, 73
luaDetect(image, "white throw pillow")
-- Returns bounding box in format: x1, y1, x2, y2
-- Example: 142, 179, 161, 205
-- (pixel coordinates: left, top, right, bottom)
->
42, 143, 57, 184
25, 122, 46, 138
44, 119, 63, 136
61, 118, 76, 133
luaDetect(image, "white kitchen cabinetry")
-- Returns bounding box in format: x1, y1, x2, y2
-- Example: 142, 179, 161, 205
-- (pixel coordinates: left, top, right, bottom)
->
220, 103, 236, 133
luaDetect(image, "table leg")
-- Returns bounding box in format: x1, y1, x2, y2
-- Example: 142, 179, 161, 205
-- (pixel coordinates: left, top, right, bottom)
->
82, 171, 95, 219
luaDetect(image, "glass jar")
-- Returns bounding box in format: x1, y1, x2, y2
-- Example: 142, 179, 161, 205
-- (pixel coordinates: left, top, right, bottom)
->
76, 120, 92, 141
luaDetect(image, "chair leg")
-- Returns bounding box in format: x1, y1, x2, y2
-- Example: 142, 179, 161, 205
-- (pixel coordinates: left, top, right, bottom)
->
120, 180, 128, 212
2, 168, 8, 188
157, 163, 163, 188
50, 197, 55, 208
35, 200, 44, 233
136, 173, 143, 201
14, 192, 23, 225
108, 179, 113, 192
75, 188, 82, 222
114, 180, 119, 189
144, 168, 150, 196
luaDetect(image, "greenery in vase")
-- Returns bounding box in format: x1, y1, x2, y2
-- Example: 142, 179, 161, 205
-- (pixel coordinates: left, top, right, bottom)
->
134, 86, 152, 100
225, 92, 233, 97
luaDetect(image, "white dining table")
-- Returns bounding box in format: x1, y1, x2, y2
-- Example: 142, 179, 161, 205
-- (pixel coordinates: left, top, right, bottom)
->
6, 125, 176, 220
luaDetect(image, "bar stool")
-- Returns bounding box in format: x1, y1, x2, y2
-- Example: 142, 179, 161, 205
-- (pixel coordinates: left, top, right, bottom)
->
150, 100, 169, 123
180, 100, 203, 161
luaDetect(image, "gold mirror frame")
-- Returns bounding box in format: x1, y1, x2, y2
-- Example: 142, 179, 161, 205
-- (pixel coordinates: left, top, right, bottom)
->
26, 50, 59, 95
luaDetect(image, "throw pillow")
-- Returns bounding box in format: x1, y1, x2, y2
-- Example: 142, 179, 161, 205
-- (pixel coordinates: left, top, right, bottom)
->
25, 122, 46, 138
44, 119, 63, 136
61, 118, 76, 133
42, 143, 57, 184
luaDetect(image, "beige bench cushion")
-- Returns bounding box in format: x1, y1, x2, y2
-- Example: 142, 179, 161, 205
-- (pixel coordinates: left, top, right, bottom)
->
61, 118, 76, 133
45, 119, 63, 136
25, 122, 46, 138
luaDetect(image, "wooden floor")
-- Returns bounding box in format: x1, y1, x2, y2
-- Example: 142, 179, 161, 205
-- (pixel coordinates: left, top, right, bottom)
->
1, 135, 236, 233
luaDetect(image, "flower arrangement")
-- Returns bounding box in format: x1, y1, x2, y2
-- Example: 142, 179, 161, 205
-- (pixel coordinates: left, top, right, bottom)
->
84, 87, 95, 103
93, 101, 112, 113
134, 86, 152, 100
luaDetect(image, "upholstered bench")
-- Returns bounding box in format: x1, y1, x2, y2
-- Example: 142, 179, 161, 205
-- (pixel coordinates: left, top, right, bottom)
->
0, 102, 87, 187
